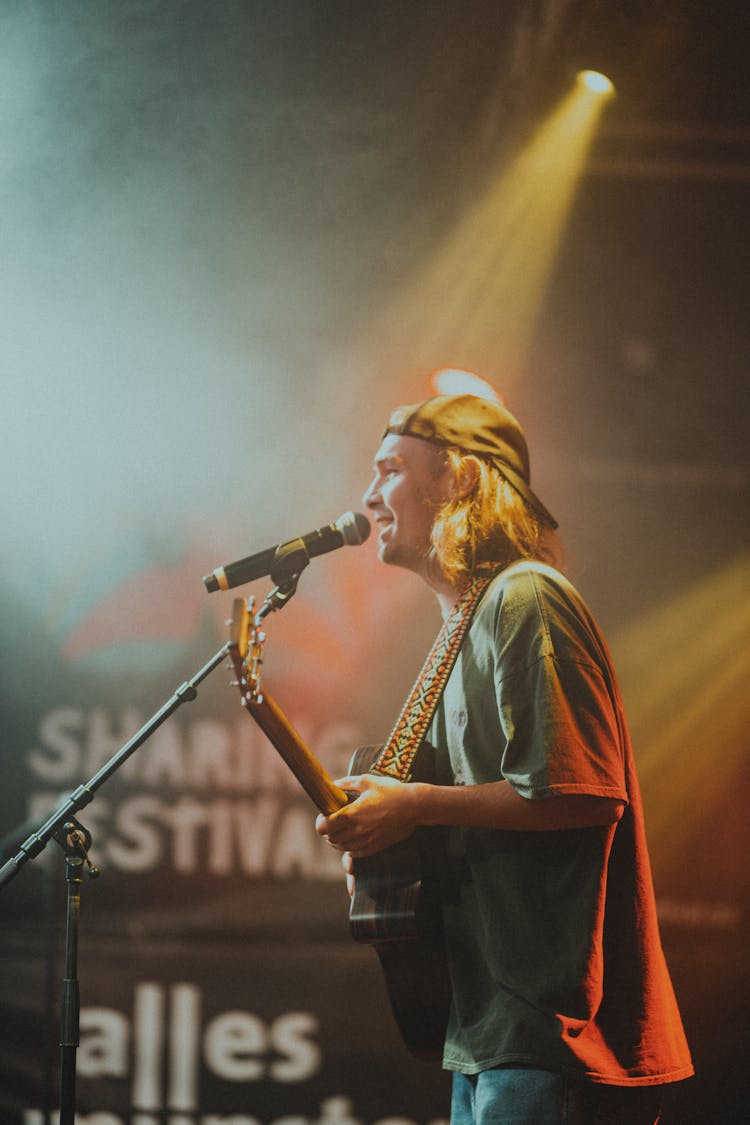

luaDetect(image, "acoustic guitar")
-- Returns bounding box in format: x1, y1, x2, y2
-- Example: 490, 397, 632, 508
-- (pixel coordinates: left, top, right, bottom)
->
227, 596, 450, 1060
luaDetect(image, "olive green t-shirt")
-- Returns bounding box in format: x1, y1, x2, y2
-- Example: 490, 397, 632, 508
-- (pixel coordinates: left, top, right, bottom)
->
429, 561, 693, 1085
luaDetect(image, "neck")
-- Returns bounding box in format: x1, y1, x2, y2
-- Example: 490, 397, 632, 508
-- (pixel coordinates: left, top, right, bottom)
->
435, 588, 459, 618
425, 571, 465, 618
410, 554, 459, 617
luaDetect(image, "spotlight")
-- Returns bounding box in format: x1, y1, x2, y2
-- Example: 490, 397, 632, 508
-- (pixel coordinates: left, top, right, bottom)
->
577, 69, 615, 95
431, 369, 504, 403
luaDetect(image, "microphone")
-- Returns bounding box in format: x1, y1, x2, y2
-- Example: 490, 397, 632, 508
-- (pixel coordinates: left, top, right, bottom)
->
202, 511, 371, 592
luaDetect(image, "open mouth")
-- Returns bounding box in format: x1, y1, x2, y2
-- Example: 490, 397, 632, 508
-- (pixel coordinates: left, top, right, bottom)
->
374, 516, 393, 544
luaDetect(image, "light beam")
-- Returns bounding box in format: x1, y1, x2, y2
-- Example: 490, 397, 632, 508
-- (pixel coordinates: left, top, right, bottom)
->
377, 73, 615, 386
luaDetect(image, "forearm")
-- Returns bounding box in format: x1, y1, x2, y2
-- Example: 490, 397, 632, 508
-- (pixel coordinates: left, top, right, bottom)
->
316, 774, 625, 859
408, 779, 624, 832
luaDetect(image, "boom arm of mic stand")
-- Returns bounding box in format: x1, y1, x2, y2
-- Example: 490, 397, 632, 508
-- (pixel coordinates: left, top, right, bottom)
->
2, 547, 314, 891
0, 640, 232, 891
0, 638, 237, 1124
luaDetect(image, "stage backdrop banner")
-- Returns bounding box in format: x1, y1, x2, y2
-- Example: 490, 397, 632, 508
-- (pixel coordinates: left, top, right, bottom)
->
1, 933, 452, 1121
0, 556, 453, 1120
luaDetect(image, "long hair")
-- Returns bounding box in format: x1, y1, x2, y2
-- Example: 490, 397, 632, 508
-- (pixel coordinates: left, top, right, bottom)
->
431, 449, 560, 587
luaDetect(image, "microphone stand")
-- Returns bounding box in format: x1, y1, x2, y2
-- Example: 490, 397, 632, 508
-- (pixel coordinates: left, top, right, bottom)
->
0, 640, 233, 1124
0, 553, 311, 1122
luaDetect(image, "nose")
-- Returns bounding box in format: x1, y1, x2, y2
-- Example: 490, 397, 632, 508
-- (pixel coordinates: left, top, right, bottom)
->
362, 476, 380, 510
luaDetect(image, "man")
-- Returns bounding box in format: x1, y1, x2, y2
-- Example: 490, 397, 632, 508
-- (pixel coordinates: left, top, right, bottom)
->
316, 394, 693, 1125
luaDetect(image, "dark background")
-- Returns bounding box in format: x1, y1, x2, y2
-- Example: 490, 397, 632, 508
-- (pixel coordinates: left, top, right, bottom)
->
1, 2, 748, 1121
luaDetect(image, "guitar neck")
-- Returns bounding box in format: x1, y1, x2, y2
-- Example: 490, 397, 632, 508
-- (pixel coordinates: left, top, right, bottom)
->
246, 690, 350, 815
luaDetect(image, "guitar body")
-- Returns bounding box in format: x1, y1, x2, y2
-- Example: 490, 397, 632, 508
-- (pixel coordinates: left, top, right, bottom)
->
347, 743, 451, 1061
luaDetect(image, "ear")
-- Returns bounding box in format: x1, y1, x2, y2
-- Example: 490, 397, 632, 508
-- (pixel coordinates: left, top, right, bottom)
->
453, 456, 480, 500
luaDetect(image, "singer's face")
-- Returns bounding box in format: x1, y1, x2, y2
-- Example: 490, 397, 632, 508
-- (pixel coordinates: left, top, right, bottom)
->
363, 433, 453, 579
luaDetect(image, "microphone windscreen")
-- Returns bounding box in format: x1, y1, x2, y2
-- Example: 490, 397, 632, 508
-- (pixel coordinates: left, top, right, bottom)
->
336, 511, 371, 546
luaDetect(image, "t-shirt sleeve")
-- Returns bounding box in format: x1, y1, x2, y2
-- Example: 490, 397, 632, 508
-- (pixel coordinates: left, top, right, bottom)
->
490, 571, 629, 802
497, 653, 628, 801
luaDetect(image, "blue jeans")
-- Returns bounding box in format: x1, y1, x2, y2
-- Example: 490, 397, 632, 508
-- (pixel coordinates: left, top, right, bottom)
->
450, 1068, 664, 1125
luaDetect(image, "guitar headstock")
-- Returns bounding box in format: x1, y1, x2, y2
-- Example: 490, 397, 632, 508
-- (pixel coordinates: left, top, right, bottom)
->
228, 597, 265, 705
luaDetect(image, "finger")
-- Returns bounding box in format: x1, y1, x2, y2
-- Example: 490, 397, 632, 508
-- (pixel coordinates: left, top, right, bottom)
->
315, 814, 331, 836
334, 775, 366, 792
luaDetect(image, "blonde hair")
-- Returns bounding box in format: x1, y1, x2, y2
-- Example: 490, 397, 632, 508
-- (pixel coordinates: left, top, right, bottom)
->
431, 449, 560, 586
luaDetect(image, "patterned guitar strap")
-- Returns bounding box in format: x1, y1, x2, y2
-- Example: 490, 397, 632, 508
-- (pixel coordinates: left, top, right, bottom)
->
370, 572, 496, 782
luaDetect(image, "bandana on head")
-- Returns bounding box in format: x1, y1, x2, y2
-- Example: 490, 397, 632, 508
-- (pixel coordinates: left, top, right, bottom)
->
385, 394, 558, 529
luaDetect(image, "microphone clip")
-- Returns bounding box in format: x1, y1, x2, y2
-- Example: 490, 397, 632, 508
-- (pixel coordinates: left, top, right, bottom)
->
257, 572, 303, 622
269, 538, 311, 585
255, 543, 309, 622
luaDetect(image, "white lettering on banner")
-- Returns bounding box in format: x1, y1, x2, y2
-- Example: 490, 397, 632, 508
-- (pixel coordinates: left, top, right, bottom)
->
25, 790, 344, 878
73, 983, 322, 1106
26, 707, 360, 793
230, 796, 280, 875
27, 706, 90, 782
132, 981, 165, 1108
270, 1013, 322, 1082
170, 983, 202, 1109
25, 1106, 448, 1125
203, 1010, 267, 1082
76, 1006, 130, 1076
23, 707, 363, 878
203, 1011, 320, 1083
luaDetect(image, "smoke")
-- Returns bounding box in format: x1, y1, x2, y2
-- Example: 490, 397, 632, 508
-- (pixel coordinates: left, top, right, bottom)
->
0, 3, 389, 608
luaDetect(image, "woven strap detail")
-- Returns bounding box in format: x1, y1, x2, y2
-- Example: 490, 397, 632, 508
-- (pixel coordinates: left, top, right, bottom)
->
371, 574, 493, 782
